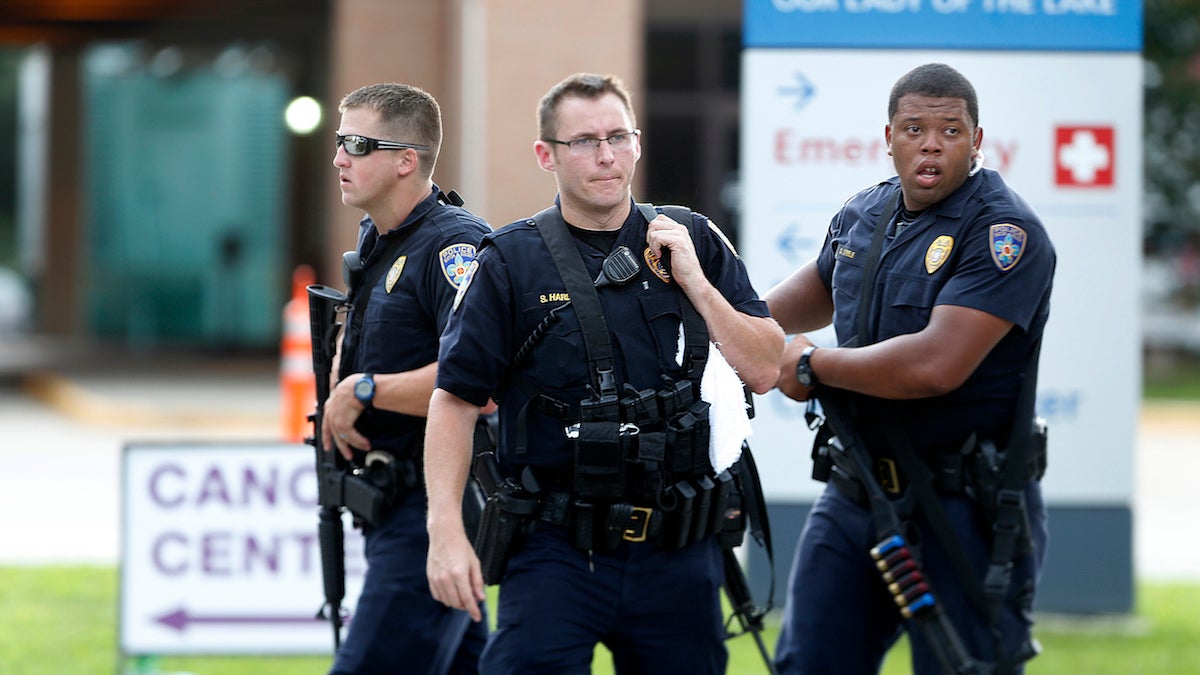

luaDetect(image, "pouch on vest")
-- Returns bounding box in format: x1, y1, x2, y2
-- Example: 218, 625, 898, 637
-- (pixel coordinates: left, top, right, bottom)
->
660, 479, 696, 549
666, 399, 713, 478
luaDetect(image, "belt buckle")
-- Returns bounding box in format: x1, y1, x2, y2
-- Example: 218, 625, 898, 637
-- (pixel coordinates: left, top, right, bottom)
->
875, 458, 901, 494
623, 506, 654, 542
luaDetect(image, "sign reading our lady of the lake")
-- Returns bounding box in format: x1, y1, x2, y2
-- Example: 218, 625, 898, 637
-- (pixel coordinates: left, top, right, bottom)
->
120, 442, 365, 655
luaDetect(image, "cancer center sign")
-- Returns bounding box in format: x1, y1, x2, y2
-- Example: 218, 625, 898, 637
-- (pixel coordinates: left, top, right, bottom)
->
120, 442, 365, 655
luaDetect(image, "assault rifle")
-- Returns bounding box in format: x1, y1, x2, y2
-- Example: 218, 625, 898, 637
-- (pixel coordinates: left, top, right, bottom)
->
722, 547, 778, 675
306, 283, 351, 649
812, 386, 992, 675
719, 444, 778, 675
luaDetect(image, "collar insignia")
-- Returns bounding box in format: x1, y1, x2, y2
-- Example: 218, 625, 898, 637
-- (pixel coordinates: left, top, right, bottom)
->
385, 256, 407, 293
440, 243, 478, 289
644, 247, 671, 283
925, 235, 954, 274
989, 224, 1026, 271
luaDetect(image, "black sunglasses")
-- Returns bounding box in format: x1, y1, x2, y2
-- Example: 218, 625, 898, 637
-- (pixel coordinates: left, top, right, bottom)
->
336, 133, 431, 157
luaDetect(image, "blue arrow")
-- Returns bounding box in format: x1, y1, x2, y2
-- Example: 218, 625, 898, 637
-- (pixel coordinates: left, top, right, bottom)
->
779, 72, 816, 111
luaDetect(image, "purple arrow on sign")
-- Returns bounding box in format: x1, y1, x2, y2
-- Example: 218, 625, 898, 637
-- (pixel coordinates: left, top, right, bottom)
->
155, 607, 348, 632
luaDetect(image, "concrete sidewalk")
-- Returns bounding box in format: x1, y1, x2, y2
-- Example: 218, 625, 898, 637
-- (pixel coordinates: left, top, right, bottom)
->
1133, 400, 1200, 580
1, 348, 1197, 583
0, 350, 282, 564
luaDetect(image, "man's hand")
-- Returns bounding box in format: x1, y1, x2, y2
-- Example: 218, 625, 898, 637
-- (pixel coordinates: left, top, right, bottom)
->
321, 375, 369, 460
424, 388, 489, 622
776, 337, 816, 402
426, 521, 486, 622
646, 213, 704, 290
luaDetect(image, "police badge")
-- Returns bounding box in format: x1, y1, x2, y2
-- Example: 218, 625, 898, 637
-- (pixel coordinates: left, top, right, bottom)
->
925, 235, 954, 275
385, 256, 407, 293
644, 246, 671, 283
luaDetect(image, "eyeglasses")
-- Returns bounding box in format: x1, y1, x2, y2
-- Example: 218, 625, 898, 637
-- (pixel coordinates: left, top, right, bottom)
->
544, 130, 640, 154
336, 133, 431, 157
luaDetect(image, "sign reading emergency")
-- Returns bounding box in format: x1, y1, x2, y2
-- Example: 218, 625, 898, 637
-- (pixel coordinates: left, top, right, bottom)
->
120, 442, 365, 655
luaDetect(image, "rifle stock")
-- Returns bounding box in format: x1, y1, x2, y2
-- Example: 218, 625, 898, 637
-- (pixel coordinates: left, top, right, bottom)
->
306, 283, 350, 649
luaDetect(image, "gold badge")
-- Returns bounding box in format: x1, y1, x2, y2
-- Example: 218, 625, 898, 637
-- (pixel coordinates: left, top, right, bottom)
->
385, 256, 407, 293
644, 247, 671, 283
925, 236, 953, 275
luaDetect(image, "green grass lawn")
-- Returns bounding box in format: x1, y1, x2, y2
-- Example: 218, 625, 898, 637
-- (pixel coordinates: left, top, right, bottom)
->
1, 566, 1197, 674
1144, 352, 1200, 399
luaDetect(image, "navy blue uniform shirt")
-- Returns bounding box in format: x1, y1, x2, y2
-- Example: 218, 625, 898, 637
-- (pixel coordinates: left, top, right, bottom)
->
437, 199, 769, 469
816, 169, 1055, 456
342, 185, 489, 456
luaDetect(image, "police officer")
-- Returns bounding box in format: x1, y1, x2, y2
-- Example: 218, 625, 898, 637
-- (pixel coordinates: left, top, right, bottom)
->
321, 82, 490, 675
422, 72, 783, 673
765, 63, 1055, 674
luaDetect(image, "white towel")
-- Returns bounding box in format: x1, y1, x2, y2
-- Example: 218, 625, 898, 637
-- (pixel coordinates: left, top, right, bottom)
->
701, 342, 750, 473
676, 326, 750, 474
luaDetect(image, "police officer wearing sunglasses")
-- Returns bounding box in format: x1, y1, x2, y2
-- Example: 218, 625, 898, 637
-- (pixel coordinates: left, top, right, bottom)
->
322, 82, 491, 675
423, 73, 784, 674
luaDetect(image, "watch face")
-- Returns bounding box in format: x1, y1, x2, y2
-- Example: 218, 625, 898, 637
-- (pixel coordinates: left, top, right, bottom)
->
797, 368, 814, 387
796, 350, 816, 387
354, 378, 373, 401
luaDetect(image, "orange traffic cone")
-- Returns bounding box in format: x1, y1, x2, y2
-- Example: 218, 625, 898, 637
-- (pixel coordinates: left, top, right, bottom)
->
281, 264, 317, 442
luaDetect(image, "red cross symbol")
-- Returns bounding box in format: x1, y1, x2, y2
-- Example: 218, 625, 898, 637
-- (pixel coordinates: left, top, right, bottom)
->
1055, 126, 1115, 188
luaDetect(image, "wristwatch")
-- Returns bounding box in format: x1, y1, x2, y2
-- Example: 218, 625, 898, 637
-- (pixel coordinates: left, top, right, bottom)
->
353, 372, 376, 408
795, 346, 819, 388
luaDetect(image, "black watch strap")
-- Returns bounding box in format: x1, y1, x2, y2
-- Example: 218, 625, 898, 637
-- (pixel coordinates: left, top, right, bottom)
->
796, 346, 819, 387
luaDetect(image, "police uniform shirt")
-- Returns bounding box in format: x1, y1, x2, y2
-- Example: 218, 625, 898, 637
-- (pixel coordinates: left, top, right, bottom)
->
343, 185, 489, 455
436, 199, 769, 469
816, 168, 1056, 455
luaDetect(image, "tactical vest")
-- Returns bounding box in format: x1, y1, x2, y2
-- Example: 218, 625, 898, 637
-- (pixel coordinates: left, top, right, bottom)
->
509, 203, 724, 548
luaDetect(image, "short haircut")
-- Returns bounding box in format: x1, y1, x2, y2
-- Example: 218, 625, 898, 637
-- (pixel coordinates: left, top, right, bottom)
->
537, 73, 636, 141
339, 82, 441, 178
888, 63, 979, 128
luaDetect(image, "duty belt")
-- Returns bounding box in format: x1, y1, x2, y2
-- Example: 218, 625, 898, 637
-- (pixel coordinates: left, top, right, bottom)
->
537, 490, 663, 550
825, 445, 1047, 507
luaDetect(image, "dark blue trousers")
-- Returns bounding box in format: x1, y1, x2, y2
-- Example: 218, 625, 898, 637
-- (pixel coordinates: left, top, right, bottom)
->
330, 489, 487, 675
482, 525, 728, 675
774, 480, 1047, 674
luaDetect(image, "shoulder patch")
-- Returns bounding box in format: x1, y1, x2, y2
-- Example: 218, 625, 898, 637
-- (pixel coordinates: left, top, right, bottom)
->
925, 235, 954, 274
440, 243, 478, 289
989, 224, 1026, 272
451, 259, 479, 313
